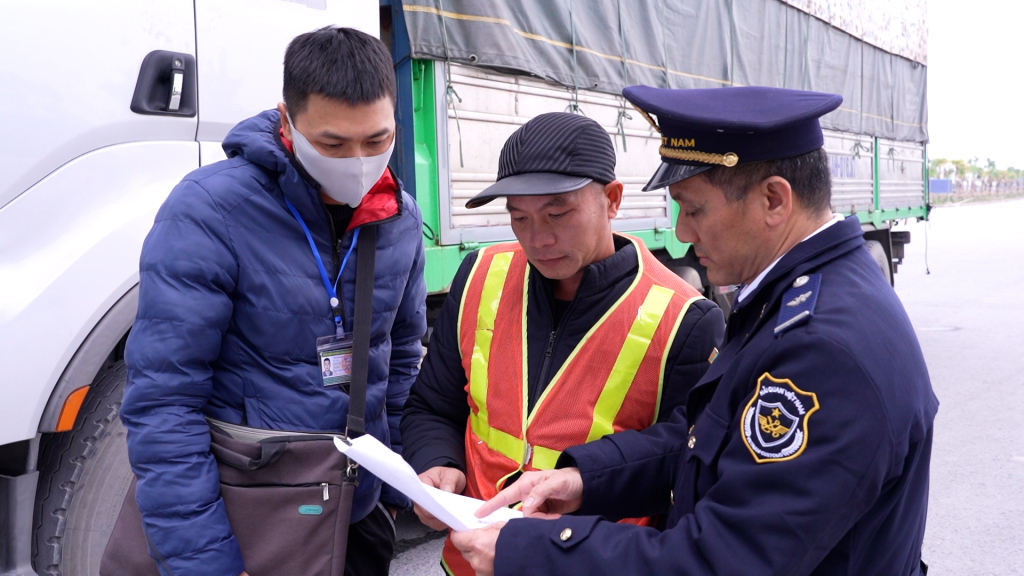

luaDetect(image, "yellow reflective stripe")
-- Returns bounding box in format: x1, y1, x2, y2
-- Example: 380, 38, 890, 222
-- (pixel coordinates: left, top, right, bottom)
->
465, 250, 567, 473
472, 412, 562, 470
456, 248, 488, 361
469, 252, 515, 431
470, 412, 525, 463
518, 265, 531, 458
530, 445, 562, 470
526, 236, 647, 426
654, 295, 703, 422
494, 467, 520, 495
440, 553, 456, 576
586, 285, 674, 443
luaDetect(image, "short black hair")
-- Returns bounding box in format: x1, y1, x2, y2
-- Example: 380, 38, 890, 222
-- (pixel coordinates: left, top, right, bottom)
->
700, 148, 832, 214
283, 26, 396, 116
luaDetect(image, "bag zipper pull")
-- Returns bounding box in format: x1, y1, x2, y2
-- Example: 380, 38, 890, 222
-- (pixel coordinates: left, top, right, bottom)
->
322, 482, 329, 501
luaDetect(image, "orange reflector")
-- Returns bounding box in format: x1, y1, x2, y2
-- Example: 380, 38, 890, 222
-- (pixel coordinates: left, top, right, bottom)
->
56, 386, 90, 432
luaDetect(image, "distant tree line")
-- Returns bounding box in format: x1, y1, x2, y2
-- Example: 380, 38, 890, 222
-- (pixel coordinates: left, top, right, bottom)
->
929, 157, 1024, 193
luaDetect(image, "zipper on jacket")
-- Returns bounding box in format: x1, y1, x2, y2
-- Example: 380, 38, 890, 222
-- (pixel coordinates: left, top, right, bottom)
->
531, 294, 580, 416
322, 482, 330, 501
320, 197, 349, 329
535, 331, 557, 407
312, 167, 409, 330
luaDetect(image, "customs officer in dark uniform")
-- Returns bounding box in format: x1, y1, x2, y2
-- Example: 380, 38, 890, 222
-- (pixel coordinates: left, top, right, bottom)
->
453, 86, 938, 576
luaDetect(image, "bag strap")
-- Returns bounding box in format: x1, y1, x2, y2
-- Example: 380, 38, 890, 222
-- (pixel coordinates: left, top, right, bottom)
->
336, 226, 375, 574
346, 224, 376, 438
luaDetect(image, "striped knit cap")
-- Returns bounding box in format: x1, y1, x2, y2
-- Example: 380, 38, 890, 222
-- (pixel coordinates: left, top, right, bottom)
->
497, 112, 616, 184
466, 112, 617, 208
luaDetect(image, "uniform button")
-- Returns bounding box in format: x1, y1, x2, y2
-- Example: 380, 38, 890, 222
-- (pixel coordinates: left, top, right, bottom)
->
793, 275, 809, 288
560, 528, 572, 541
688, 425, 694, 433
688, 435, 696, 449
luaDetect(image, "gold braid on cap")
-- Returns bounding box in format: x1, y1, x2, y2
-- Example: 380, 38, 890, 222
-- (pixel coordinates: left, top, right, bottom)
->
629, 100, 739, 167
659, 147, 740, 167
630, 102, 660, 133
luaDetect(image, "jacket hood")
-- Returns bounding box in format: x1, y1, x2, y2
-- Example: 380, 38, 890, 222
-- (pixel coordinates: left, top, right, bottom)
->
223, 109, 290, 174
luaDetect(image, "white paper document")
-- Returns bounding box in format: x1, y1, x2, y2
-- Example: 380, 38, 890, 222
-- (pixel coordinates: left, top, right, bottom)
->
333, 434, 522, 531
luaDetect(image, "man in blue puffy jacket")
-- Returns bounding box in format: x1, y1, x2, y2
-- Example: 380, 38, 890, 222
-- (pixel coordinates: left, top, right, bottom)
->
120, 27, 426, 576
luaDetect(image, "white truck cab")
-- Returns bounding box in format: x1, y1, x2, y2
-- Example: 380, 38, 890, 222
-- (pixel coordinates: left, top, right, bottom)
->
0, 3, 378, 574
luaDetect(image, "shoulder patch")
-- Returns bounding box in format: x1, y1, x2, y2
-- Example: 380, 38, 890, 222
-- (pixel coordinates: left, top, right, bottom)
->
741, 373, 820, 463
775, 274, 822, 336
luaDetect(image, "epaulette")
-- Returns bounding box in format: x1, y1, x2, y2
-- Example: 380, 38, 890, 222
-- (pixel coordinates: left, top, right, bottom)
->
774, 274, 822, 336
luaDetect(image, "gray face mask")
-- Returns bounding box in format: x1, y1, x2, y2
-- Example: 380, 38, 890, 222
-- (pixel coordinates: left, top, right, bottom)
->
287, 113, 395, 207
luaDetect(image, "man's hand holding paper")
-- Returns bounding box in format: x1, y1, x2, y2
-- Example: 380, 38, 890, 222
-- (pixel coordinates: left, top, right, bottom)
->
416, 466, 467, 530
333, 434, 521, 532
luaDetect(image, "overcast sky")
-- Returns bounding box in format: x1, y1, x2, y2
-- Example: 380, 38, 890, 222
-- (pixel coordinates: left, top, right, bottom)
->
927, 0, 1024, 169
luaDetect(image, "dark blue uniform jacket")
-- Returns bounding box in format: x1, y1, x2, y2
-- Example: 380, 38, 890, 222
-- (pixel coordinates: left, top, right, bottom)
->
496, 216, 938, 576
121, 110, 426, 576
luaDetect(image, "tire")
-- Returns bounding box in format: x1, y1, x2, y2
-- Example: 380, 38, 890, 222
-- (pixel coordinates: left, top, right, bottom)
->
33, 361, 133, 576
864, 240, 893, 285
665, 256, 733, 320
673, 265, 704, 293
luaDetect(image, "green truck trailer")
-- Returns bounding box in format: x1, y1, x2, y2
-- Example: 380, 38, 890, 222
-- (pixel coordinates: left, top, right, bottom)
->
383, 0, 929, 314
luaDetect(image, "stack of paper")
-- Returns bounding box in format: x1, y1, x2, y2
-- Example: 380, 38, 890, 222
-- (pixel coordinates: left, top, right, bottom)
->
333, 435, 522, 531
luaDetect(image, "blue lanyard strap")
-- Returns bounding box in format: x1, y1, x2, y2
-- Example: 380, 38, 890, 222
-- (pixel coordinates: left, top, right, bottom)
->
284, 197, 360, 334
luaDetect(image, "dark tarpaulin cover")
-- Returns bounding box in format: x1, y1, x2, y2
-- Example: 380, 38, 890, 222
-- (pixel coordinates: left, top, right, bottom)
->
400, 0, 927, 143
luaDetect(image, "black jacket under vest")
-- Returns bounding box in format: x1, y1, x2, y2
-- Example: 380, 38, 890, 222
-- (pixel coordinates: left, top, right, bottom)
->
401, 235, 725, 475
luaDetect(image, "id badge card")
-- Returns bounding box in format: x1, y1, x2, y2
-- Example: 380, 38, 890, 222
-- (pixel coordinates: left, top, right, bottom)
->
316, 334, 353, 390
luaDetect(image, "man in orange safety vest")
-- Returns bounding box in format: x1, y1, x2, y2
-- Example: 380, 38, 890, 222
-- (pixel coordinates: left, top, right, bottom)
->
400, 112, 724, 575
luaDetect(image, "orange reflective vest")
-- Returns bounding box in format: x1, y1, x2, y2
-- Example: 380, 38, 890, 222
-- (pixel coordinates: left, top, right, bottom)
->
441, 235, 704, 575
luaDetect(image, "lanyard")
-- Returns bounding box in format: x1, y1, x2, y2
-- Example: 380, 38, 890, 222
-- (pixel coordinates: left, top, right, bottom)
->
284, 197, 359, 335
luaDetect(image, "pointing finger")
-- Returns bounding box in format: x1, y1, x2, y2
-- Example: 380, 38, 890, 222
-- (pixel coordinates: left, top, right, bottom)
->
475, 478, 535, 518
521, 479, 561, 516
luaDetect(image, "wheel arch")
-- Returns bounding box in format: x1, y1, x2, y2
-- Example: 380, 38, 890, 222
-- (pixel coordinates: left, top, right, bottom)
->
37, 285, 137, 434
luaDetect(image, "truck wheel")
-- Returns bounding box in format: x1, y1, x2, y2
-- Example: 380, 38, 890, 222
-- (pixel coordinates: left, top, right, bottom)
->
864, 240, 893, 285
33, 361, 133, 576
673, 265, 703, 293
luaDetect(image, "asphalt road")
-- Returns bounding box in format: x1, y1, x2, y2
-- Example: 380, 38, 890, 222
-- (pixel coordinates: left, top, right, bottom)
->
389, 197, 1024, 575
898, 197, 1024, 574
390, 511, 446, 575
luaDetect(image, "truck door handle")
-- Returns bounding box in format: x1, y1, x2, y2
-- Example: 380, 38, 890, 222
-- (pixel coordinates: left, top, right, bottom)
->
168, 58, 185, 111
130, 50, 196, 117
